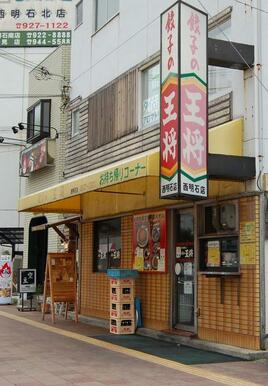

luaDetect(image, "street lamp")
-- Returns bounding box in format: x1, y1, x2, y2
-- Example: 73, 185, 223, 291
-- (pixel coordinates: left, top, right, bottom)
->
12, 122, 59, 139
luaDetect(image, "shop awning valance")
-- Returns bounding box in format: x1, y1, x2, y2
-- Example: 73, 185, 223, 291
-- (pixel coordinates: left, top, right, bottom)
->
18, 149, 160, 214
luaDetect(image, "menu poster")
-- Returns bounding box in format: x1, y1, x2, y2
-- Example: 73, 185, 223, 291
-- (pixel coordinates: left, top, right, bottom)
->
0, 255, 12, 305
133, 210, 167, 272
207, 240, 220, 267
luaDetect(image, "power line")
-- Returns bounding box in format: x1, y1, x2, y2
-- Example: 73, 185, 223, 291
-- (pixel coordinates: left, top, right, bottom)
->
0, 94, 62, 99
233, 0, 268, 14
198, 0, 268, 94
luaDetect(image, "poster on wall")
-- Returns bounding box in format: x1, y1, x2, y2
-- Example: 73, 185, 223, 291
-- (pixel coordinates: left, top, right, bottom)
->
0, 0, 73, 47
207, 240, 220, 267
0, 255, 12, 305
133, 210, 167, 272
160, 1, 208, 199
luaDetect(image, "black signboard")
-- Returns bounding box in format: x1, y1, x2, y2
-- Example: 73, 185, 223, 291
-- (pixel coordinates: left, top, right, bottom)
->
18, 269, 36, 293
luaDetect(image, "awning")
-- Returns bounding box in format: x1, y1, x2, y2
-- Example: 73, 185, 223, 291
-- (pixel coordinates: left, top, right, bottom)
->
18, 119, 255, 217
0, 228, 24, 246
18, 149, 159, 214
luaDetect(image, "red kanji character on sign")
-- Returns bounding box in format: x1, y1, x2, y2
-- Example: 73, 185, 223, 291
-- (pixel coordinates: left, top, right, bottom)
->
165, 10, 175, 33
168, 57, 174, 71
167, 34, 173, 55
187, 12, 200, 34
191, 58, 199, 71
190, 35, 198, 55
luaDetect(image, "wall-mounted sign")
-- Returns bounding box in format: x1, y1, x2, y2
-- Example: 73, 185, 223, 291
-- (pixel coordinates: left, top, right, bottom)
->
0, 0, 72, 47
133, 210, 167, 273
19, 138, 55, 177
160, 1, 208, 199
0, 30, 71, 47
18, 268, 36, 293
0, 255, 12, 304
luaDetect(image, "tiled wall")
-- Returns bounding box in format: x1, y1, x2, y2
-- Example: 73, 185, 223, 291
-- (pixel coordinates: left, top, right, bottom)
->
198, 196, 261, 349
80, 216, 170, 330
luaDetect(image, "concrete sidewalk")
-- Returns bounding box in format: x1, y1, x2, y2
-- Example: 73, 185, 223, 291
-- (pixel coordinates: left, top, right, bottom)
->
0, 305, 267, 385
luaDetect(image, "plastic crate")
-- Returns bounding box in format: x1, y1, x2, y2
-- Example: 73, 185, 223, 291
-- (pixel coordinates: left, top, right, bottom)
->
110, 277, 135, 287
107, 269, 139, 279
110, 285, 134, 302
110, 301, 134, 318
110, 318, 135, 334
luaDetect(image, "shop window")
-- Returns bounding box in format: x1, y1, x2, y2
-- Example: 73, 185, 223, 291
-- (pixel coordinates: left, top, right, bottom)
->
71, 109, 80, 137
27, 99, 51, 144
199, 202, 239, 273
93, 218, 121, 272
141, 62, 160, 130
95, 0, 119, 31
76, 0, 83, 27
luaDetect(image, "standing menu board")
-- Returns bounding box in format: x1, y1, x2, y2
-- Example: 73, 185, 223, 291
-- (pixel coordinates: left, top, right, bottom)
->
42, 253, 78, 323
133, 210, 167, 272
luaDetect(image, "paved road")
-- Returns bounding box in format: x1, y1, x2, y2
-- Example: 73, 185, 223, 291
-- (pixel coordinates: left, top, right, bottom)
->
0, 309, 267, 386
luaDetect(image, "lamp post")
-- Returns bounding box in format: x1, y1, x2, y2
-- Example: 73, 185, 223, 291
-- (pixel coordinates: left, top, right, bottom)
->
12, 122, 59, 140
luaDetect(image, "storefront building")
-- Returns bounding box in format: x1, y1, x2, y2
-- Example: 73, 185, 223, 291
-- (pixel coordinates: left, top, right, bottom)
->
19, 0, 267, 351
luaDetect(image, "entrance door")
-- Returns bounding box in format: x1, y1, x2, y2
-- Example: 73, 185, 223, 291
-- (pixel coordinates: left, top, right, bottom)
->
174, 210, 195, 331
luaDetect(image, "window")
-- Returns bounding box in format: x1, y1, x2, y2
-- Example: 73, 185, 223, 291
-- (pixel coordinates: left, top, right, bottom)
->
141, 62, 160, 129
95, 0, 119, 31
27, 99, 51, 144
71, 109, 80, 136
199, 201, 239, 274
208, 8, 232, 99
76, 0, 83, 27
94, 218, 121, 272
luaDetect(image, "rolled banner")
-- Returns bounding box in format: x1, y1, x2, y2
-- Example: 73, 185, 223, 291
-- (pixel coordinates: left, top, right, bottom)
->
0, 255, 12, 305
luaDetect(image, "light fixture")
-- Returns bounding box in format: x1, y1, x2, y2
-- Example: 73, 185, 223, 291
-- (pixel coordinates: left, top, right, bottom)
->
0, 136, 26, 147
14, 122, 59, 139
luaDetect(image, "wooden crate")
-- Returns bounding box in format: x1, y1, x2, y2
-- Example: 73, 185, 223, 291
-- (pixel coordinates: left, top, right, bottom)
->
110, 318, 135, 334
110, 301, 135, 318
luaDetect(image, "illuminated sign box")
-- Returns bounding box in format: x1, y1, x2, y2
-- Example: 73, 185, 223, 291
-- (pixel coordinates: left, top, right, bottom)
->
19, 138, 56, 177
160, 1, 208, 199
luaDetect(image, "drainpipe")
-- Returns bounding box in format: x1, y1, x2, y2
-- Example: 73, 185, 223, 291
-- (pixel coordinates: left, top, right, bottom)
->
256, 0, 266, 350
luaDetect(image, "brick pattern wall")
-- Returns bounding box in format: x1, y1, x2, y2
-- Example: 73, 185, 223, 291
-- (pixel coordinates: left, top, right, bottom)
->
198, 196, 260, 350
80, 216, 170, 330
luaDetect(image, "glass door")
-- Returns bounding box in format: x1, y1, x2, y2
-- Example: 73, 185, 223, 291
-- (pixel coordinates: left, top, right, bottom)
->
174, 210, 195, 331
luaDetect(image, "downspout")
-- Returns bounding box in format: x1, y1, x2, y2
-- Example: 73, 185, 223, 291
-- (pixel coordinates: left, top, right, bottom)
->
256, 0, 266, 350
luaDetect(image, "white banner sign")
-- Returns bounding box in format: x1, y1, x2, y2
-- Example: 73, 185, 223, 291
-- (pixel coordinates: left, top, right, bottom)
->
0, 255, 12, 305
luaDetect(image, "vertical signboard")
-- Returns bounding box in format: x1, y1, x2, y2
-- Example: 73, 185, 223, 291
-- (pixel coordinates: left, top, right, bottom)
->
160, 3, 179, 197
0, 255, 12, 305
160, 1, 208, 199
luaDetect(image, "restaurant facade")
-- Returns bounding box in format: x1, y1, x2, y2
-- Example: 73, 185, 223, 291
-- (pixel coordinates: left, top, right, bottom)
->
19, 0, 268, 351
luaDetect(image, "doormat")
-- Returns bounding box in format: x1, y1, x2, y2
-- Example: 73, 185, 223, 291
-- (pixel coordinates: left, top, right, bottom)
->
94, 334, 243, 365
